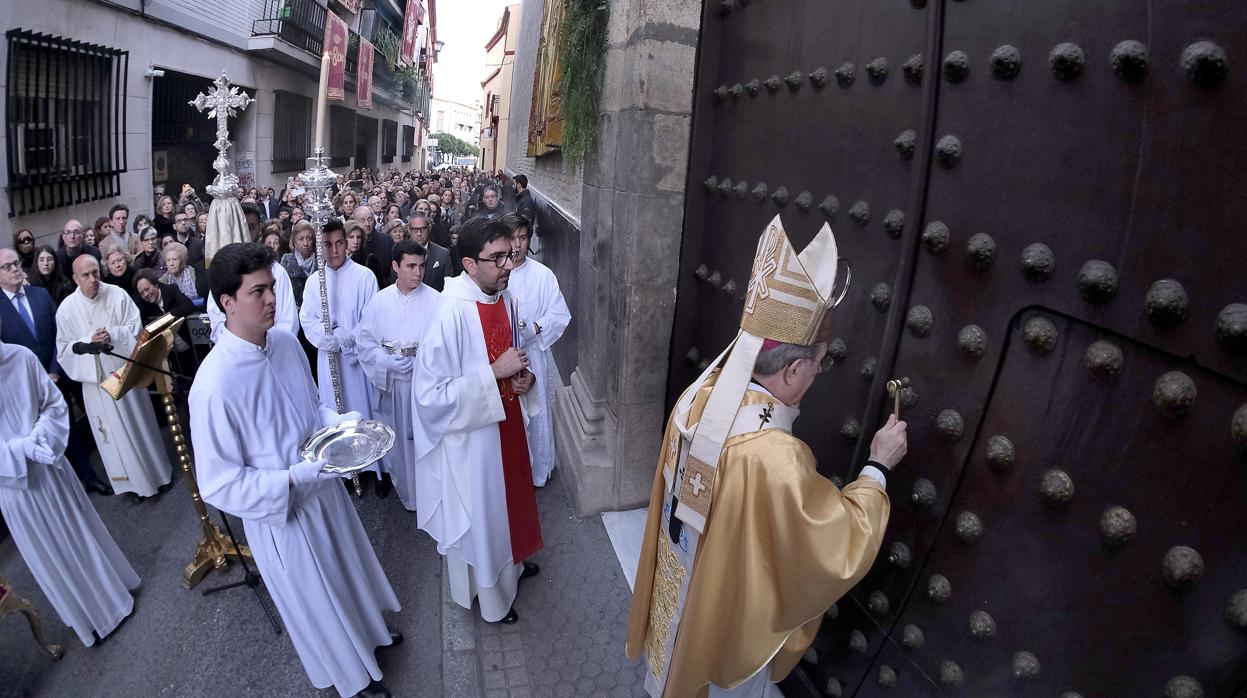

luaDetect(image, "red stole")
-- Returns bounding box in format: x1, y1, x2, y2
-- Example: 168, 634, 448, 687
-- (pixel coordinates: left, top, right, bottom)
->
476, 299, 543, 562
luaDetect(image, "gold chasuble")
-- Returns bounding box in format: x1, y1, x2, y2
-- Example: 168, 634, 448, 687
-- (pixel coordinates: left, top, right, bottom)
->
626, 216, 889, 697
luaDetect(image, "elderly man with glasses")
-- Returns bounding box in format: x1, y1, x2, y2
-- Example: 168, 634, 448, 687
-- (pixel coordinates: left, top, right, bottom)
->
406, 213, 451, 292
54, 220, 101, 282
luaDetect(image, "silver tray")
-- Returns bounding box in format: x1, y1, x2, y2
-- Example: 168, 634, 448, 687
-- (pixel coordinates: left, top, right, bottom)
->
299, 419, 396, 474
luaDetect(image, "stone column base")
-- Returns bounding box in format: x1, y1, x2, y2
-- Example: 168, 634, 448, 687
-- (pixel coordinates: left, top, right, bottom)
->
554, 368, 650, 516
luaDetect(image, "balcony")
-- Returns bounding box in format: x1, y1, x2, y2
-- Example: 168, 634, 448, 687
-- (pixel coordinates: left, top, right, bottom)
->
249, 0, 414, 111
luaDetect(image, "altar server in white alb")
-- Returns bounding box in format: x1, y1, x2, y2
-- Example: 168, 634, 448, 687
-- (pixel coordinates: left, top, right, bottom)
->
501, 213, 571, 487
300, 218, 379, 421
190, 243, 401, 698
206, 252, 299, 342
0, 335, 140, 647
413, 217, 544, 624
55, 255, 172, 498
358, 239, 442, 509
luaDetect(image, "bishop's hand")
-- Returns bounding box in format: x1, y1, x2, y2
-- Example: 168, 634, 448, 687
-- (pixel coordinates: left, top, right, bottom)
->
869, 414, 908, 470
491, 347, 528, 380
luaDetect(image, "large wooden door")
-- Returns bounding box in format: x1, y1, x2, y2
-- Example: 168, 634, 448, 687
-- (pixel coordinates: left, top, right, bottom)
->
670, 1, 1247, 695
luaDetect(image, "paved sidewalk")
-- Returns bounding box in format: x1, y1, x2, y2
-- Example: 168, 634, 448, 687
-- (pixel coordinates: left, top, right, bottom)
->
0, 438, 645, 696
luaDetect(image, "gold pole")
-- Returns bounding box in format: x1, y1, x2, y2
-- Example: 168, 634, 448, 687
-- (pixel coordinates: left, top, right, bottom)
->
163, 390, 254, 589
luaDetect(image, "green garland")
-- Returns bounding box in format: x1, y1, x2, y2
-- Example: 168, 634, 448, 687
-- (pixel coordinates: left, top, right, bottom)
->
558, 0, 610, 170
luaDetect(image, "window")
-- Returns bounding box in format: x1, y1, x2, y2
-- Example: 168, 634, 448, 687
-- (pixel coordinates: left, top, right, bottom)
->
381, 119, 397, 164
401, 125, 414, 162
273, 90, 312, 172
328, 105, 353, 168
5, 29, 128, 217
436, 110, 444, 132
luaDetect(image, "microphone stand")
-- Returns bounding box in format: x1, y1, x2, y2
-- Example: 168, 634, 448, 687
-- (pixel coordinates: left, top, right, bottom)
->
98, 349, 193, 389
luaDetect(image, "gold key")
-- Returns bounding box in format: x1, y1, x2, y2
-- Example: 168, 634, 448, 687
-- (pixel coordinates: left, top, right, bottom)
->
886, 377, 911, 419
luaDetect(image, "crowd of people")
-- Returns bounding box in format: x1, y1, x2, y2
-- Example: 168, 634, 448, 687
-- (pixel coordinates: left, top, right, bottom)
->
0, 164, 567, 697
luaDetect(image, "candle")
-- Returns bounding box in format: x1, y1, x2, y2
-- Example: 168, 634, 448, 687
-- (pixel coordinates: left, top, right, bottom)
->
314, 52, 330, 151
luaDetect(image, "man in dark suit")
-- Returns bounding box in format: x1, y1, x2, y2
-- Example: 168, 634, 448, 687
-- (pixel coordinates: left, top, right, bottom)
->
407, 213, 452, 292
0, 247, 111, 495
256, 186, 279, 220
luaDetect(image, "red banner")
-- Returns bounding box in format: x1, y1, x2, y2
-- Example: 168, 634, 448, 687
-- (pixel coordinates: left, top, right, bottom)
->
357, 38, 375, 109
337, 0, 361, 14
324, 12, 349, 102
399, 0, 424, 66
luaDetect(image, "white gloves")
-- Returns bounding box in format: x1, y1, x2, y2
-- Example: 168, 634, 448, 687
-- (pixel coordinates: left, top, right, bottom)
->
392, 355, 415, 375
337, 410, 362, 424
23, 437, 55, 465
332, 326, 356, 352
289, 458, 334, 486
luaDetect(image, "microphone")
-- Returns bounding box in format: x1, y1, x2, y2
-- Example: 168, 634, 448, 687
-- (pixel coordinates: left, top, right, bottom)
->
72, 341, 113, 355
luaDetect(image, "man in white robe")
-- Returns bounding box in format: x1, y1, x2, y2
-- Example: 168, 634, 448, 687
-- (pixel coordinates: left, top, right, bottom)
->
0, 337, 140, 647
190, 243, 401, 698
413, 217, 543, 624
501, 214, 571, 486
206, 257, 298, 343
299, 219, 378, 423
55, 255, 172, 498
357, 240, 442, 509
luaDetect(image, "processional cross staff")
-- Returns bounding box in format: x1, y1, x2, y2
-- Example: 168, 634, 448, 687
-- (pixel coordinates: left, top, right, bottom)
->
190, 73, 254, 199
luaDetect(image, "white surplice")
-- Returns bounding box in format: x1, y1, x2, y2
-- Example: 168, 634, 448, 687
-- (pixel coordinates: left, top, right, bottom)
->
0, 344, 140, 647
54, 284, 172, 496
507, 257, 571, 486
206, 261, 299, 343
299, 258, 378, 421
357, 282, 442, 511
412, 273, 536, 621
189, 327, 400, 697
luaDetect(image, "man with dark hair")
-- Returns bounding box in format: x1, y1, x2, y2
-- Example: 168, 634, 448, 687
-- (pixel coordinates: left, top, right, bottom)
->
104, 204, 131, 254
407, 213, 452, 292
500, 214, 570, 486
413, 216, 543, 624
512, 175, 535, 226
299, 219, 379, 450
241, 202, 263, 242
191, 242, 401, 698
357, 239, 442, 508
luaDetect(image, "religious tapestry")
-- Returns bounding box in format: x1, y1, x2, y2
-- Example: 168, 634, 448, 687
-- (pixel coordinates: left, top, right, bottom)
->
525, 0, 565, 157
358, 38, 375, 109
324, 12, 349, 101
400, 0, 424, 66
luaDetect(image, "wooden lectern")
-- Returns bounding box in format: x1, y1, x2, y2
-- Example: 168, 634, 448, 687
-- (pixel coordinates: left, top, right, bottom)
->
101, 313, 253, 589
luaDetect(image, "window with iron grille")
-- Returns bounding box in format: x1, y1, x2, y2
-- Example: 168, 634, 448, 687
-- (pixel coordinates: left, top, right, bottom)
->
401, 125, 414, 162
5, 29, 128, 218
381, 119, 397, 164
273, 90, 313, 172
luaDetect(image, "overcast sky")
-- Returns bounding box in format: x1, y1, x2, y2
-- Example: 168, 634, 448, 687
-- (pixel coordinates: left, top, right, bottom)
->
432, 0, 516, 107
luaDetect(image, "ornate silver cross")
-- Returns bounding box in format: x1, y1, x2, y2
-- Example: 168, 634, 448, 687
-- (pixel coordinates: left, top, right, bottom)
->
189, 71, 253, 199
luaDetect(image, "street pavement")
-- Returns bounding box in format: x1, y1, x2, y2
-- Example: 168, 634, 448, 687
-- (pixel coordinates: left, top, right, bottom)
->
0, 431, 647, 697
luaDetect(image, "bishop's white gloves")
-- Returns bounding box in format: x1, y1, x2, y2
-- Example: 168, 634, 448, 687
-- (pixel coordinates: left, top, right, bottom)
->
289, 458, 334, 486
22, 437, 55, 465
392, 354, 415, 376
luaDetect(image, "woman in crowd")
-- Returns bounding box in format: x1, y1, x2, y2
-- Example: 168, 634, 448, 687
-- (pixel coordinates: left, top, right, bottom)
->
428, 199, 451, 248
101, 248, 135, 293
29, 245, 72, 305
55, 224, 100, 280
181, 202, 199, 220
262, 224, 289, 258
133, 227, 163, 272
383, 219, 406, 247
337, 191, 359, 218
442, 191, 462, 229
14, 228, 36, 275
160, 241, 207, 309
280, 220, 316, 307
448, 227, 464, 277
133, 268, 199, 376
195, 212, 209, 238
383, 203, 403, 226
345, 220, 387, 287
87, 218, 108, 248
153, 195, 177, 238
290, 206, 306, 226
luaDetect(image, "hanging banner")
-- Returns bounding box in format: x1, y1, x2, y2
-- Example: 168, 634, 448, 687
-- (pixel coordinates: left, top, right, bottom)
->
399, 0, 425, 66
324, 12, 350, 102
337, 0, 362, 14
358, 37, 375, 109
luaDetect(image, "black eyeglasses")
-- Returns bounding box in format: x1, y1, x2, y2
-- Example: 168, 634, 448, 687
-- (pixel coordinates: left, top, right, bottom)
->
474, 251, 516, 268
0, 261, 21, 272
16, 237, 33, 244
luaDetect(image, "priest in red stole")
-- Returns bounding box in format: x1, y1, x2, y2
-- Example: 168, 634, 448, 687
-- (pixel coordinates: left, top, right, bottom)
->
412, 216, 543, 624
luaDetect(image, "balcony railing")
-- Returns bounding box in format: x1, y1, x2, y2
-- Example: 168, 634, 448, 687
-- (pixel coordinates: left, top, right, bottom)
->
252, 0, 327, 57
